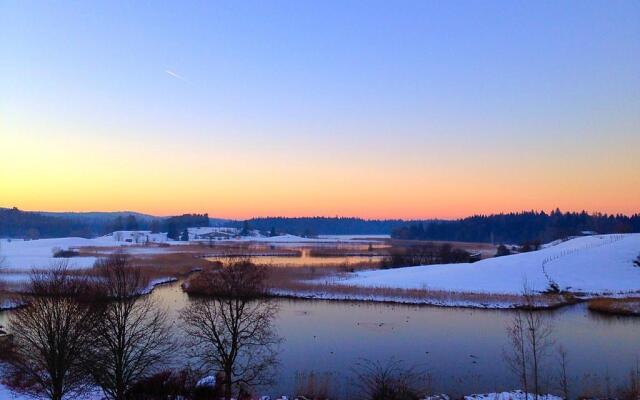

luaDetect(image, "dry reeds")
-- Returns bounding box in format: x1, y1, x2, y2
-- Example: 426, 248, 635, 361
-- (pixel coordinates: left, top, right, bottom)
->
261, 265, 565, 309
588, 298, 640, 316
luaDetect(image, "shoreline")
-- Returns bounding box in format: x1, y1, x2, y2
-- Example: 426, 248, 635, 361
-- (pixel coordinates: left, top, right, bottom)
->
268, 288, 579, 310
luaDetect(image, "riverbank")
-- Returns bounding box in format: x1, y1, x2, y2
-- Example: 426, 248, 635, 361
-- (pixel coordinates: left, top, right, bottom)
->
268, 286, 575, 310
588, 297, 640, 316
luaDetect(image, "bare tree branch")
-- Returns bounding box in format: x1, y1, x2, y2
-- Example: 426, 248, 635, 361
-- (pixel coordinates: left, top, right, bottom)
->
181, 258, 281, 400
3, 264, 98, 400
87, 253, 172, 400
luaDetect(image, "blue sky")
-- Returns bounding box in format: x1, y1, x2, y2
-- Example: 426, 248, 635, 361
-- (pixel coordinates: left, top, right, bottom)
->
1, 1, 639, 218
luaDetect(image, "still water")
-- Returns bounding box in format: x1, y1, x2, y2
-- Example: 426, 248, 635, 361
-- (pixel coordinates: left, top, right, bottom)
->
206, 248, 385, 267
2, 282, 639, 398
151, 283, 640, 397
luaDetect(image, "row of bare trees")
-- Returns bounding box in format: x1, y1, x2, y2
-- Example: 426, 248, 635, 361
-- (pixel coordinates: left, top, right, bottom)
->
1, 256, 281, 400
3, 256, 172, 400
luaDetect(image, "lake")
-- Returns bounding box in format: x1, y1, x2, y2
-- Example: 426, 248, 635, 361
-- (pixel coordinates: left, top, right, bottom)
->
2, 281, 639, 398
153, 282, 640, 397
206, 247, 386, 267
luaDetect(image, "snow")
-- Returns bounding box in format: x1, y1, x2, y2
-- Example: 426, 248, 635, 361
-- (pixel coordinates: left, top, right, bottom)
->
333, 234, 640, 296
464, 391, 562, 400
0, 297, 21, 311
0, 237, 104, 270
140, 277, 178, 295
109, 230, 169, 244
188, 226, 239, 240
0, 231, 177, 271
0, 231, 388, 273
196, 375, 216, 388
0, 385, 25, 400
271, 288, 523, 309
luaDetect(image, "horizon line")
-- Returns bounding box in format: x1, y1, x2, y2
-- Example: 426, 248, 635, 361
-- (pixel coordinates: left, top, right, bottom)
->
4, 206, 639, 222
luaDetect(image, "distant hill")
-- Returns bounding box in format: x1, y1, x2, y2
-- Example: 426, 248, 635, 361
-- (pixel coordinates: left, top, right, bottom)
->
209, 217, 229, 227
39, 211, 156, 223
0, 208, 211, 239
0, 207, 92, 238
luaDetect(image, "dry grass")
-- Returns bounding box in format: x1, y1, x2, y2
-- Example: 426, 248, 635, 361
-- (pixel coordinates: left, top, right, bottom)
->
389, 239, 498, 259
261, 265, 566, 309
84, 253, 223, 288
77, 242, 301, 257
179, 260, 568, 309
588, 297, 640, 316
307, 247, 387, 257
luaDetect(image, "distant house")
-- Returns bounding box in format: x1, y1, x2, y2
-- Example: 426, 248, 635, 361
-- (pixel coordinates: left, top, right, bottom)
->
189, 227, 239, 241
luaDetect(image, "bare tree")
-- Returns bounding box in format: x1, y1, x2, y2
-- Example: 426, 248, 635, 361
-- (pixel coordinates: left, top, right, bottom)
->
4, 265, 97, 400
0, 241, 6, 293
352, 358, 430, 400
294, 371, 335, 400
181, 258, 281, 400
556, 345, 570, 400
505, 282, 555, 399
619, 357, 640, 400
504, 311, 529, 396
88, 254, 172, 400
0, 240, 6, 269
522, 285, 555, 400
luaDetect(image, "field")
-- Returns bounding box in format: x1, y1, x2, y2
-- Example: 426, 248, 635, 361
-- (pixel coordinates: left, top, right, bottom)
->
2, 233, 639, 312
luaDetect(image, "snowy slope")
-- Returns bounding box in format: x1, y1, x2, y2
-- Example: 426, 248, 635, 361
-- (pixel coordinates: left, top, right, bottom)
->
0, 237, 106, 269
335, 234, 640, 295
0, 231, 171, 270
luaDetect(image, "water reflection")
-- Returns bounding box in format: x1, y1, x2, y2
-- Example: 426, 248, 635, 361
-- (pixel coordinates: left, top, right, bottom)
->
206, 248, 385, 267
147, 282, 640, 397
3, 282, 640, 398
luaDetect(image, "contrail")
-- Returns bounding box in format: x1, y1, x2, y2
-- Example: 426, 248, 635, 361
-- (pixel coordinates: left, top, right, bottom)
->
165, 69, 187, 82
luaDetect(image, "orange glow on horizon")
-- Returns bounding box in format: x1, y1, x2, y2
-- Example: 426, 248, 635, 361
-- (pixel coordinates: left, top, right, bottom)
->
1, 121, 638, 220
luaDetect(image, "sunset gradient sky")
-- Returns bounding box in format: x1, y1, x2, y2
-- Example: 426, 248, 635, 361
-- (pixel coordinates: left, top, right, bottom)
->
1, 1, 639, 219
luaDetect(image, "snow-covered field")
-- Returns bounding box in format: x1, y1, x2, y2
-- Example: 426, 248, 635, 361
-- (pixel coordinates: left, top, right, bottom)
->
3, 232, 638, 302
0, 231, 172, 271
332, 234, 640, 296
1, 237, 105, 270
0, 231, 384, 272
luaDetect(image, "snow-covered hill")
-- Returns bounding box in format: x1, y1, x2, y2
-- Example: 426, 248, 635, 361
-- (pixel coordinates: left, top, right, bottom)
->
334, 234, 640, 295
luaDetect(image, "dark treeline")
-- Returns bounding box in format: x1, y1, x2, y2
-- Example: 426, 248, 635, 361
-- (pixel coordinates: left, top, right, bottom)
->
0, 208, 209, 239
0, 207, 92, 238
392, 210, 640, 244
162, 214, 209, 240
226, 217, 410, 236
4, 207, 640, 242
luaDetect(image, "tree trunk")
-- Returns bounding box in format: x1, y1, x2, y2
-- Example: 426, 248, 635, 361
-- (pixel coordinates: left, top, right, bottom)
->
224, 367, 233, 400
532, 332, 539, 400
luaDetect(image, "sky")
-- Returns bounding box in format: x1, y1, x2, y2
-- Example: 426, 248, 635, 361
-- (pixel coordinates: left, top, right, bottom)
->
1, 1, 639, 219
